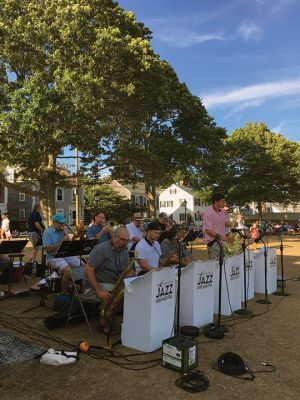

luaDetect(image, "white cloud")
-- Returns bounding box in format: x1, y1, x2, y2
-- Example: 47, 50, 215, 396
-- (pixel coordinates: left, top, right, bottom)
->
203, 79, 300, 108
225, 99, 265, 119
156, 30, 224, 48
271, 121, 285, 134
238, 22, 262, 40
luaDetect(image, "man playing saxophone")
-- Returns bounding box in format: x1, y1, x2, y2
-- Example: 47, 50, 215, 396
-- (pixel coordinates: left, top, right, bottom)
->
84, 226, 133, 334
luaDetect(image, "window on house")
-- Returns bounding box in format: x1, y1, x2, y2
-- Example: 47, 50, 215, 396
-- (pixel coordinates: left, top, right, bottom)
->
160, 201, 167, 208
169, 188, 177, 194
19, 209, 25, 219
194, 198, 201, 206
166, 201, 173, 207
156, 196, 159, 208
195, 212, 202, 221
71, 189, 76, 202
19, 192, 26, 202
179, 213, 185, 221
56, 188, 63, 201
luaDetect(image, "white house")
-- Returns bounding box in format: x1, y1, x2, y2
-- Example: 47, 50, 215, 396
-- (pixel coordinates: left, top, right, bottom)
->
159, 183, 208, 224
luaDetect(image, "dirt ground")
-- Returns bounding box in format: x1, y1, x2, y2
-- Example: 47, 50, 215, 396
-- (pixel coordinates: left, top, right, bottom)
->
0, 236, 300, 400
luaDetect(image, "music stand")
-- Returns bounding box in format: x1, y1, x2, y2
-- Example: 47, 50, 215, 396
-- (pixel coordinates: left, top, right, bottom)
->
55, 239, 95, 260
0, 239, 28, 294
182, 230, 200, 254
274, 234, 290, 297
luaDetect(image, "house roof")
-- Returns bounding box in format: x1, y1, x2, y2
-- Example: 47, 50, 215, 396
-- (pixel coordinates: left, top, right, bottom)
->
112, 180, 165, 194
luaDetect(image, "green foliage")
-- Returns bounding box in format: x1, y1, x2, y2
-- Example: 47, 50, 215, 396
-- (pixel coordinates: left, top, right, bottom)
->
219, 122, 300, 210
84, 184, 142, 224
0, 0, 162, 204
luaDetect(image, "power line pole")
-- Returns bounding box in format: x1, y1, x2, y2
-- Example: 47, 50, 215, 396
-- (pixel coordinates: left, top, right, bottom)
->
75, 147, 79, 227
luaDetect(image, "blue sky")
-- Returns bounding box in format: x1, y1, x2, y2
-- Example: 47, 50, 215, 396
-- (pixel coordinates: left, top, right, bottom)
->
119, 0, 300, 143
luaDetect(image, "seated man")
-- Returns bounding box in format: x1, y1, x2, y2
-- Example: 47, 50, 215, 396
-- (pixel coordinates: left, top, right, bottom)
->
135, 222, 163, 275
160, 226, 193, 267
86, 210, 111, 245
84, 226, 133, 333
42, 214, 81, 295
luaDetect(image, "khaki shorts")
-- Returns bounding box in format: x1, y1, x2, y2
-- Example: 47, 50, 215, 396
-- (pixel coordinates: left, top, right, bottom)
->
83, 282, 115, 301
28, 232, 42, 249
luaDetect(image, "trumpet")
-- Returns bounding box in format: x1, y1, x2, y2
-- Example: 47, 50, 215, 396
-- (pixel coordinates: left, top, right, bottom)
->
106, 220, 119, 232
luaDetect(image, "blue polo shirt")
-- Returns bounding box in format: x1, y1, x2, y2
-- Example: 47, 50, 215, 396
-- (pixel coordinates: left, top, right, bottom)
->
42, 226, 64, 260
86, 224, 110, 245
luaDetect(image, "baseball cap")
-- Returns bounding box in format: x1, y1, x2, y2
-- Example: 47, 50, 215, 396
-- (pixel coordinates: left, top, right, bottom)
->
52, 214, 66, 224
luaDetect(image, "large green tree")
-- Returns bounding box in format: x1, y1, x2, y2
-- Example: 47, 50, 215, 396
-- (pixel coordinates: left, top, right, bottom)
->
219, 122, 300, 217
105, 74, 227, 217
0, 0, 162, 222
84, 184, 142, 224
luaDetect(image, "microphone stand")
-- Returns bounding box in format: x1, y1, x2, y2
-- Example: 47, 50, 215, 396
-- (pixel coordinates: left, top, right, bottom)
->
234, 233, 253, 316
205, 239, 228, 339
274, 234, 290, 296
176, 239, 183, 335
256, 237, 272, 305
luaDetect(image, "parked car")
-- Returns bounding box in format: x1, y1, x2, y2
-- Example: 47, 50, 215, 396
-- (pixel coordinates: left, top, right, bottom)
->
9, 220, 28, 238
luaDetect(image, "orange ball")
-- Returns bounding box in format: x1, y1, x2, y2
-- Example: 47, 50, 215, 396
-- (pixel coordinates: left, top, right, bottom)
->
79, 341, 90, 352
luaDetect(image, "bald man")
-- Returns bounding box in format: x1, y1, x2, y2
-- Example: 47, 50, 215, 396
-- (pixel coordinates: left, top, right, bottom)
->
84, 226, 132, 303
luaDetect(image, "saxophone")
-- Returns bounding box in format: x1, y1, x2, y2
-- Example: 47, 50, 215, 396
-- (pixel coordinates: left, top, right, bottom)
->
99, 257, 135, 320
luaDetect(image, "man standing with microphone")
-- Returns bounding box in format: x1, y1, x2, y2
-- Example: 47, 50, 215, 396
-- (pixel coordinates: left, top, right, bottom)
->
203, 193, 230, 260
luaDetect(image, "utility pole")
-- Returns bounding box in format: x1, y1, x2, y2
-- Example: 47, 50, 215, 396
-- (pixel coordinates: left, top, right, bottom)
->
75, 147, 79, 227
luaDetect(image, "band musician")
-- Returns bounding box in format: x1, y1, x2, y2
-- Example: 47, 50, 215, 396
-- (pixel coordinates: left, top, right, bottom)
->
157, 212, 173, 243
86, 210, 111, 245
126, 212, 144, 254
84, 226, 134, 334
135, 222, 165, 275
160, 225, 193, 267
203, 193, 230, 260
42, 214, 81, 295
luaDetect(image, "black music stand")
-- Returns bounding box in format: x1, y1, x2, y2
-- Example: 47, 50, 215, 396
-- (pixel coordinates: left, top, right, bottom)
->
182, 230, 200, 254
0, 239, 28, 294
55, 239, 95, 261
22, 278, 52, 313
274, 234, 290, 297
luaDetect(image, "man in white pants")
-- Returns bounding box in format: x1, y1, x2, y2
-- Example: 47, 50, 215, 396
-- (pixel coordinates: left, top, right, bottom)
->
43, 214, 81, 295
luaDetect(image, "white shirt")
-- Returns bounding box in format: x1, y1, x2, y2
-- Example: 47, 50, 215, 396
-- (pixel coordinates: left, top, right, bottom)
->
126, 221, 144, 250
135, 238, 162, 275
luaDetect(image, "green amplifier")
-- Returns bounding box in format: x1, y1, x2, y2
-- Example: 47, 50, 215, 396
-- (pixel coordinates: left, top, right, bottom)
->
162, 335, 198, 373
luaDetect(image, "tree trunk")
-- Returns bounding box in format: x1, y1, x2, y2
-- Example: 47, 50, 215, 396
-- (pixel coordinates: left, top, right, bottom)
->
257, 201, 263, 220
38, 154, 58, 227
145, 182, 156, 220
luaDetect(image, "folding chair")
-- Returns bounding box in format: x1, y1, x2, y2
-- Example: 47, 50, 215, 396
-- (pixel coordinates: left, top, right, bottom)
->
65, 266, 99, 336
